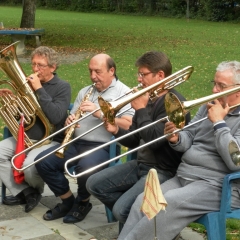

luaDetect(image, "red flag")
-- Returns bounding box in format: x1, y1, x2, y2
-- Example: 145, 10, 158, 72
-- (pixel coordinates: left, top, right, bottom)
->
13, 114, 26, 184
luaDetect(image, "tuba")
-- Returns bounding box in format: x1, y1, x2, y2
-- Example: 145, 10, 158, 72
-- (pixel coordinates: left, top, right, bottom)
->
0, 41, 53, 147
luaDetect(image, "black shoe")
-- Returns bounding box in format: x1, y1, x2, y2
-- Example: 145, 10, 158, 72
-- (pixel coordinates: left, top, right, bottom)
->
63, 202, 92, 223
3, 195, 26, 205
25, 192, 42, 213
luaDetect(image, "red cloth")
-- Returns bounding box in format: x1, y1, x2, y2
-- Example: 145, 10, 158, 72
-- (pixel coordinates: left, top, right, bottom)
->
13, 114, 26, 184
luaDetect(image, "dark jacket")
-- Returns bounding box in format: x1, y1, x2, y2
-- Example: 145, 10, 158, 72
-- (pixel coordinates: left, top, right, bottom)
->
114, 88, 190, 175
26, 73, 71, 142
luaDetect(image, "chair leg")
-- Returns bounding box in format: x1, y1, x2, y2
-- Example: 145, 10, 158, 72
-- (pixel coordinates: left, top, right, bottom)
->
196, 212, 225, 240
105, 206, 117, 223
1, 182, 6, 203
119, 222, 124, 234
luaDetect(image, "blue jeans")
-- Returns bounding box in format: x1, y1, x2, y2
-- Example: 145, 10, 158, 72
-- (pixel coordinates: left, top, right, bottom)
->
86, 160, 174, 223
35, 139, 109, 201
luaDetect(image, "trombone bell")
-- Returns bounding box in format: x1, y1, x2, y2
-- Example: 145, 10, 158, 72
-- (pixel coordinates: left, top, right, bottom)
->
98, 96, 116, 125
165, 92, 186, 129
165, 85, 240, 129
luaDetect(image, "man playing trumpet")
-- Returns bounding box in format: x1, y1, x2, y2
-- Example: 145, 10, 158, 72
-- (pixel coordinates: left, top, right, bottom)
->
35, 53, 134, 223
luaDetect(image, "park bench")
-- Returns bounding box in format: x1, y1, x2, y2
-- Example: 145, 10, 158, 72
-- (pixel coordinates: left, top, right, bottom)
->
0, 28, 45, 55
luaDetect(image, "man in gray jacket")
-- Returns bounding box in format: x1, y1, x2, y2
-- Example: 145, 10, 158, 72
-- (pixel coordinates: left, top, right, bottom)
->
118, 61, 240, 240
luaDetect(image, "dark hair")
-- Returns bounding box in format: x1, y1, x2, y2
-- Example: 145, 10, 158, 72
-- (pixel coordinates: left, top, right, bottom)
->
106, 57, 117, 79
135, 51, 172, 77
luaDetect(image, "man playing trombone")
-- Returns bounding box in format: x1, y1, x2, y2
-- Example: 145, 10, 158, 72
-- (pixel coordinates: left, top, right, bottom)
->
86, 51, 190, 224
34, 53, 134, 223
118, 61, 240, 240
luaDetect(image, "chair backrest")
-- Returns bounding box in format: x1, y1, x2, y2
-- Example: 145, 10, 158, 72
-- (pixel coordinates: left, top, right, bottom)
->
193, 171, 240, 240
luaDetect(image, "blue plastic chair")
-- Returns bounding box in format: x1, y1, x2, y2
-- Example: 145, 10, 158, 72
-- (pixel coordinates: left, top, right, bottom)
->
194, 171, 240, 240
116, 168, 240, 237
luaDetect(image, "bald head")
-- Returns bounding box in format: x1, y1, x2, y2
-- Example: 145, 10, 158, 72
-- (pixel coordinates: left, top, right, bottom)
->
88, 53, 117, 92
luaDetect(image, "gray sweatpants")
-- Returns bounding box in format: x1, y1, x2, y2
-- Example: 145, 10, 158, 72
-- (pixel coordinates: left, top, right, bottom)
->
0, 136, 58, 196
118, 176, 240, 240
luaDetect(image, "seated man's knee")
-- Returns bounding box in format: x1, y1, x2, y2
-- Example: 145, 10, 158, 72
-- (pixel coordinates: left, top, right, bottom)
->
113, 204, 128, 223
86, 174, 99, 194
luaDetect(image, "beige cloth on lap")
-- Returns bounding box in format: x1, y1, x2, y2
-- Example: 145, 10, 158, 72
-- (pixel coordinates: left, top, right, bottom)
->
140, 168, 167, 220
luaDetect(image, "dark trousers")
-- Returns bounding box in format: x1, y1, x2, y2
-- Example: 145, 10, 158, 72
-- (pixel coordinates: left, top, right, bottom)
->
35, 139, 109, 201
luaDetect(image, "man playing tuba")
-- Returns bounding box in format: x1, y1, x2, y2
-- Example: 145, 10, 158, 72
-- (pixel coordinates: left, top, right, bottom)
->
0, 45, 71, 213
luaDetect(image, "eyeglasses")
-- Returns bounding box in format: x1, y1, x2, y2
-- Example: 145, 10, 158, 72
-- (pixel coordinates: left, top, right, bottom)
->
31, 63, 49, 69
211, 80, 239, 91
137, 72, 152, 78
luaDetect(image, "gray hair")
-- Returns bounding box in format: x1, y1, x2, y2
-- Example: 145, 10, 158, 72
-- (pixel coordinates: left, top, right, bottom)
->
216, 61, 240, 84
31, 46, 59, 70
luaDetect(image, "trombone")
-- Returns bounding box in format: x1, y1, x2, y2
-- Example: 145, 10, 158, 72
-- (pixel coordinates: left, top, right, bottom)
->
11, 65, 194, 171
10, 83, 142, 171
63, 85, 240, 178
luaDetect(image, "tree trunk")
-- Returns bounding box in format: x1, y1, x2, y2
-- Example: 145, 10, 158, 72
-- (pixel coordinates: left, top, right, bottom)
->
20, 0, 37, 28
186, 0, 190, 19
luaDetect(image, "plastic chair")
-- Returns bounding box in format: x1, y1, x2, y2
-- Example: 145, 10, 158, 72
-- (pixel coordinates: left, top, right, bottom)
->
194, 171, 240, 240
116, 170, 240, 237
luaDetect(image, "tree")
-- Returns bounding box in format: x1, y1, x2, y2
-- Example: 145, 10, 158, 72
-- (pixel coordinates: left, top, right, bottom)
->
186, 0, 189, 19
20, 0, 37, 28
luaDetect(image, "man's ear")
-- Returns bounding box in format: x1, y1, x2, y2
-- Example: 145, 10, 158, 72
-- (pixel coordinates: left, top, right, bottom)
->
109, 67, 115, 76
157, 70, 165, 79
50, 64, 57, 73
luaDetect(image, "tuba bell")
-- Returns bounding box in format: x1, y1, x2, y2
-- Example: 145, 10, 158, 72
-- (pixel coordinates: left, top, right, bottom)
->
0, 41, 54, 147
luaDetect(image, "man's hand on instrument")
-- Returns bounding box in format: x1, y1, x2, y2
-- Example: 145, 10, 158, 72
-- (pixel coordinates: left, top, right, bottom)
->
207, 99, 229, 123
26, 72, 42, 91
81, 101, 98, 115
104, 120, 119, 135
0, 88, 14, 96
164, 121, 179, 143
131, 91, 149, 110
65, 114, 80, 128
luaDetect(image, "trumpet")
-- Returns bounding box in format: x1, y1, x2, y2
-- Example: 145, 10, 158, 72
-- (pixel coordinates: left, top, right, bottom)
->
11, 83, 143, 171
55, 83, 96, 158
63, 84, 240, 178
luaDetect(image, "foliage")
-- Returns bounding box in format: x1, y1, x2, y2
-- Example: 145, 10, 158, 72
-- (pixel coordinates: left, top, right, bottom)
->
2, 0, 240, 21
34, 0, 240, 21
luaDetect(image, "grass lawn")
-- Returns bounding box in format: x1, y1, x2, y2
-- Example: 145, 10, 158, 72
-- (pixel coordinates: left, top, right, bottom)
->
0, 6, 240, 239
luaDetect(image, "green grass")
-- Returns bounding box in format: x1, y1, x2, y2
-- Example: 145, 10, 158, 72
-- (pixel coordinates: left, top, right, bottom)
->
1, 6, 240, 239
